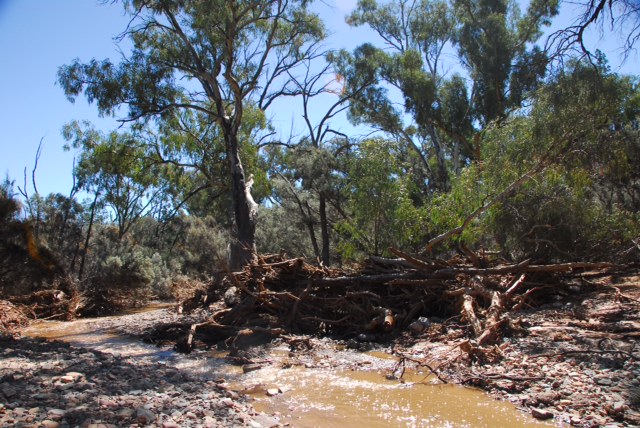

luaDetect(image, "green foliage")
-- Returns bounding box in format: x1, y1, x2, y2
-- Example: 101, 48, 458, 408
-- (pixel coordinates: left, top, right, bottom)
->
0, 176, 20, 224
337, 138, 427, 258
63, 121, 166, 238
0, 180, 76, 297
338, 0, 559, 193
256, 204, 318, 258
80, 226, 155, 314
162, 215, 231, 276
58, 0, 327, 269
426, 61, 640, 261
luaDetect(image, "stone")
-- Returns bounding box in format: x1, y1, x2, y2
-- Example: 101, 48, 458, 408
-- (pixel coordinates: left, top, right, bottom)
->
226, 390, 240, 400
47, 408, 66, 420
41, 420, 61, 428
408, 321, 425, 333
277, 386, 290, 394
116, 408, 135, 419
252, 413, 280, 427
242, 363, 264, 373
266, 388, 280, 396
203, 416, 217, 427
1, 383, 17, 398
34, 392, 58, 400
596, 377, 613, 386
135, 407, 156, 425
531, 408, 554, 420
604, 401, 627, 416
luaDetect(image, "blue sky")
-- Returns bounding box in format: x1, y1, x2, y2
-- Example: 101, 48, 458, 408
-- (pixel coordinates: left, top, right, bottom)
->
0, 0, 636, 199
0, 0, 365, 198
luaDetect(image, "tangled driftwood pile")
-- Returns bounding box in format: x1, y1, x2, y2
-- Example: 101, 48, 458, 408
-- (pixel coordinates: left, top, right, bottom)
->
0, 300, 29, 337
172, 250, 621, 354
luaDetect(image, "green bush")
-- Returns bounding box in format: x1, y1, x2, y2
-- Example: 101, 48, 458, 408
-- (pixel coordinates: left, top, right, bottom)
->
424, 62, 640, 262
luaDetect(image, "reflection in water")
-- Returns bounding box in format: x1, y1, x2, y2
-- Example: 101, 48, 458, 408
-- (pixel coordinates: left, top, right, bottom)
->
24, 308, 554, 428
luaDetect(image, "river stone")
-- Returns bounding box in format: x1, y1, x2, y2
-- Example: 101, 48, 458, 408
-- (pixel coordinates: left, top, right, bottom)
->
596, 377, 613, 386
409, 321, 425, 333
1, 383, 17, 398
47, 408, 66, 420
135, 407, 156, 424
531, 408, 554, 420
243, 363, 264, 373
116, 408, 135, 419
252, 413, 280, 427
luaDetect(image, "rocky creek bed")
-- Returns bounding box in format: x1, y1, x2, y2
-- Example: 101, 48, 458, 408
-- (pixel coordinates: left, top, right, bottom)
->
2, 270, 640, 427
0, 334, 280, 428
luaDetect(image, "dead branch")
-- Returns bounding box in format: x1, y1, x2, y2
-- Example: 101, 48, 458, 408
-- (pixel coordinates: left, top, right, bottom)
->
389, 247, 439, 271
461, 294, 483, 336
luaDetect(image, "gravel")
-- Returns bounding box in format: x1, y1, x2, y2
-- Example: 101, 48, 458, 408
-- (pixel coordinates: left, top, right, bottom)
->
0, 335, 276, 427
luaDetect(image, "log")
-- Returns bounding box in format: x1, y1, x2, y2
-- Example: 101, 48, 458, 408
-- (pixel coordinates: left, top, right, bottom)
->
368, 255, 415, 270
257, 257, 304, 269
299, 271, 423, 287
432, 259, 531, 277
477, 290, 506, 345
504, 274, 527, 299
461, 294, 483, 336
522, 262, 618, 273
388, 278, 446, 287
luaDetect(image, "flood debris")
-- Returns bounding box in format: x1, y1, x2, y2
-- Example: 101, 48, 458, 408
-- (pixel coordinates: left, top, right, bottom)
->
0, 300, 29, 337
133, 251, 640, 426
159, 251, 630, 356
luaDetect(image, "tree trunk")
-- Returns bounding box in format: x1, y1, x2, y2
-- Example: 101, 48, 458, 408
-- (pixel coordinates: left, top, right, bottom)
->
427, 126, 450, 192
303, 201, 321, 262
78, 190, 99, 282
225, 130, 257, 271
319, 194, 330, 266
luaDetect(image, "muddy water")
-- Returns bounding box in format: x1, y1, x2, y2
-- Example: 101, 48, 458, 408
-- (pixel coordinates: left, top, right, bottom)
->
24, 306, 554, 428
238, 361, 551, 428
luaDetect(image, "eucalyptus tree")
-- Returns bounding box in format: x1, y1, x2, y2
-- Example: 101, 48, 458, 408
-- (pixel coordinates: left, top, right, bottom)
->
63, 121, 165, 241
340, 137, 426, 257
335, 0, 558, 192
58, 0, 325, 269
271, 55, 377, 265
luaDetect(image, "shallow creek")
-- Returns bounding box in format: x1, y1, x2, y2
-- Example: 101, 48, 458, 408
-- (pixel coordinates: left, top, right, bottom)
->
23, 306, 554, 428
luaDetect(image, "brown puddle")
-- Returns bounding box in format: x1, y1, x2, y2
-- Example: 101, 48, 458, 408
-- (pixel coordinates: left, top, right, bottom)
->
237, 364, 554, 428
23, 306, 556, 428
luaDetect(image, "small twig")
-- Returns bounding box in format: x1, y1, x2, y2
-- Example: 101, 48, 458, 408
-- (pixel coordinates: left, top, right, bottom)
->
469, 373, 545, 381
300, 315, 352, 324
531, 349, 640, 361
611, 286, 640, 304
395, 353, 449, 384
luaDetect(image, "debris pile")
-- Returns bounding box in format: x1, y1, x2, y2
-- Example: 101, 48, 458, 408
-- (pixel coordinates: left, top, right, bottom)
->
0, 300, 29, 337
168, 250, 623, 356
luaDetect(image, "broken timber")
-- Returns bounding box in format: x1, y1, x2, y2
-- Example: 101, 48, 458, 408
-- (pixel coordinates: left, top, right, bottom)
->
170, 253, 624, 353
